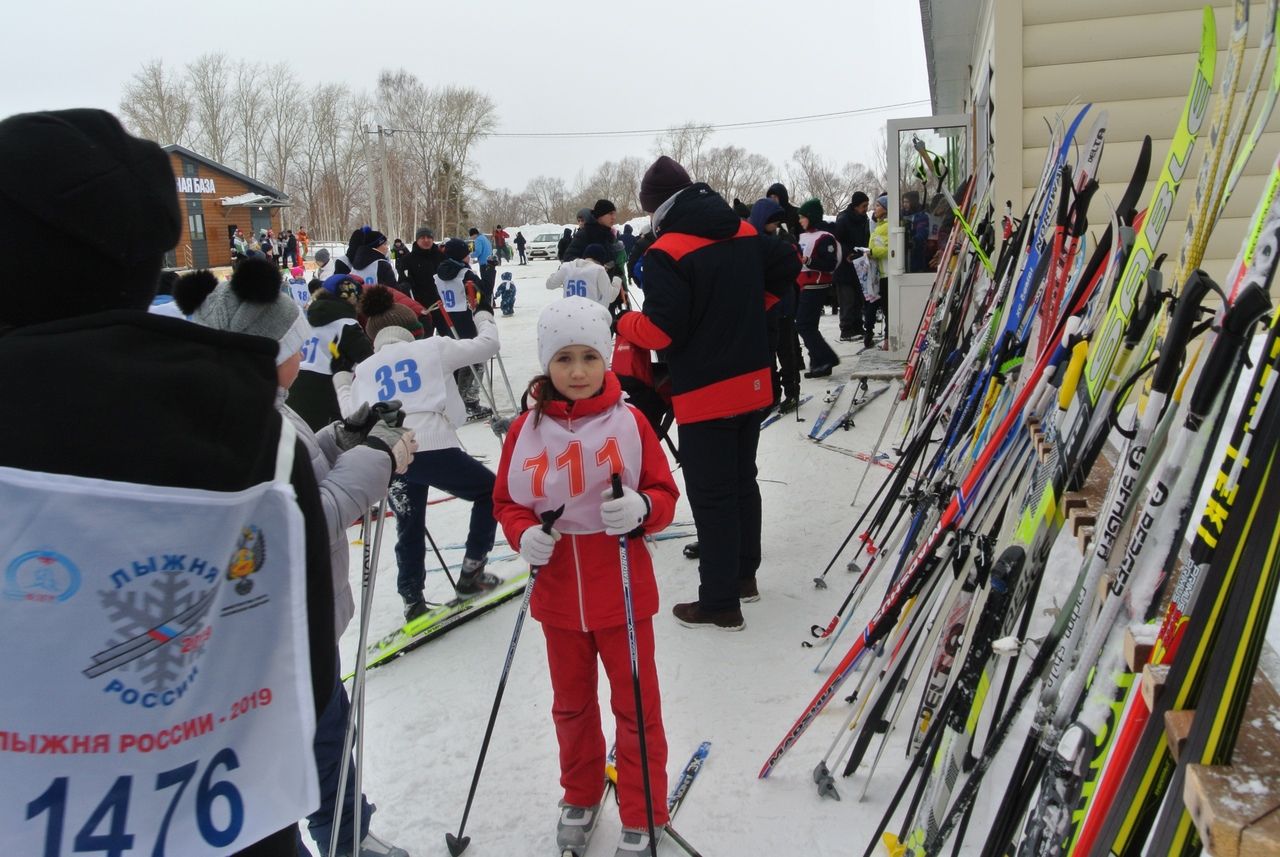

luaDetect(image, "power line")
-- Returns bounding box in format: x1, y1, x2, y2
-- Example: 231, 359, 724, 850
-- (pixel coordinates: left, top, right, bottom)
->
376, 99, 931, 140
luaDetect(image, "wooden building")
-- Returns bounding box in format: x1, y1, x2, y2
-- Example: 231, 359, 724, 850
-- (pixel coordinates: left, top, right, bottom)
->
162, 145, 290, 269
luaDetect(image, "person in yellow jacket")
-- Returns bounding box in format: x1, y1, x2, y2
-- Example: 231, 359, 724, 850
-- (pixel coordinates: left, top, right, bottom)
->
864, 194, 891, 348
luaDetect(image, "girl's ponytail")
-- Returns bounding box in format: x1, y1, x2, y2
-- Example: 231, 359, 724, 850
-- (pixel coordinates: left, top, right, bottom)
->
522, 375, 562, 427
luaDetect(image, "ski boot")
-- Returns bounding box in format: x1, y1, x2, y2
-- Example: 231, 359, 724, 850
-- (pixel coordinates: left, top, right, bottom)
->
613, 827, 662, 856
455, 558, 501, 597
556, 799, 602, 856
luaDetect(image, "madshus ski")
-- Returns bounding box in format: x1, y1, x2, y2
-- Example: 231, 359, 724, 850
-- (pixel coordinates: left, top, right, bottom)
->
345, 571, 531, 678
351, 530, 696, 678
567, 741, 711, 857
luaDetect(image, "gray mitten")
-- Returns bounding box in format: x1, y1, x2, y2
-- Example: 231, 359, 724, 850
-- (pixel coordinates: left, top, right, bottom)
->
365, 423, 417, 474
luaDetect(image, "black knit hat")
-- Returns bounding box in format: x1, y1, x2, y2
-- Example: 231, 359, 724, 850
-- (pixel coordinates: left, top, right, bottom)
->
585, 243, 611, 265
444, 238, 470, 262
0, 109, 181, 326
591, 198, 616, 218
639, 156, 693, 213
850, 191, 869, 207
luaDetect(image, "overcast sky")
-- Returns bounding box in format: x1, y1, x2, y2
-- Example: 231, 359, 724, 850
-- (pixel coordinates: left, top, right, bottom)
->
2, 0, 931, 192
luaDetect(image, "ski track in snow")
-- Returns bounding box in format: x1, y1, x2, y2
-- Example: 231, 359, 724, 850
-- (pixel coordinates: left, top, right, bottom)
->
308, 258, 1280, 857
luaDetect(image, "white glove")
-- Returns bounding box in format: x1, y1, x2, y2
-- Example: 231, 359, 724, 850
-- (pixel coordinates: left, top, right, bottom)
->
519, 525, 560, 567
600, 485, 649, 536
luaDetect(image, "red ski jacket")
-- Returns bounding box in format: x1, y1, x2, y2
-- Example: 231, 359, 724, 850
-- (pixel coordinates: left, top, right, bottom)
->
493, 373, 679, 632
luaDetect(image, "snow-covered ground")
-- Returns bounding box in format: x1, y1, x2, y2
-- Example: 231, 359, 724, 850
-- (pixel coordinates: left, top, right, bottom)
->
310, 259, 1278, 857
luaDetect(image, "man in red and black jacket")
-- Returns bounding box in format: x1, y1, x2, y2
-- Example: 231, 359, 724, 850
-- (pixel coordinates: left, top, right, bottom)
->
617, 156, 799, 631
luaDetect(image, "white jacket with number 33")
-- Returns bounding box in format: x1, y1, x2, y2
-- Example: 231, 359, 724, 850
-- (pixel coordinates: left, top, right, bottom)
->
545, 258, 621, 308
334, 311, 500, 452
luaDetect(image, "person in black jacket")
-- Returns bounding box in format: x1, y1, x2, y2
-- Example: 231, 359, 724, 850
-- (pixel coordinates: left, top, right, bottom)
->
832, 191, 871, 341
286, 276, 376, 431
348, 230, 400, 289
0, 108, 336, 857
556, 226, 573, 262
766, 181, 803, 243
617, 156, 799, 631
513, 230, 527, 264
401, 226, 446, 310
563, 198, 617, 262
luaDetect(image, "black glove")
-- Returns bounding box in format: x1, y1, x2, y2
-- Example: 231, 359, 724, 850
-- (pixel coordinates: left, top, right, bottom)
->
475, 290, 495, 316
330, 339, 356, 373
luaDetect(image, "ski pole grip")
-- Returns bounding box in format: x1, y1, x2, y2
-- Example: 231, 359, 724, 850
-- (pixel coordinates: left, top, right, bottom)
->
1056, 166, 1072, 227
1125, 266, 1165, 349
610, 472, 624, 500
1151, 270, 1214, 396
1072, 179, 1100, 238
1058, 340, 1090, 411
540, 505, 565, 535
1191, 281, 1272, 418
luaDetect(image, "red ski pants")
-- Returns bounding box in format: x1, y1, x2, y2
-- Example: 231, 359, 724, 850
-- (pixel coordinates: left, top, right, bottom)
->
543, 620, 669, 828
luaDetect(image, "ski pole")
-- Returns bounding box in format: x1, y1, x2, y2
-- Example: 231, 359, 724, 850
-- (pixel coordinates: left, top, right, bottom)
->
422, 521, 460, 593
492, 349, 519, 413
436, 299, 504, 424
610, 473, 659, 857
445, 505, 564, 856
330, 500, 387, 857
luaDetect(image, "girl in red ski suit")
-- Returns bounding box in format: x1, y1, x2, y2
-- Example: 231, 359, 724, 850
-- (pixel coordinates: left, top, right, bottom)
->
492, 296, 679, 844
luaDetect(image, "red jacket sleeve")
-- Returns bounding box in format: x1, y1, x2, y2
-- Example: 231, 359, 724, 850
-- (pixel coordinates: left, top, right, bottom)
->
617, 309, 673, 350
492, 411, 542, 551
630, 406, 679, 534
390, 287, 428, 316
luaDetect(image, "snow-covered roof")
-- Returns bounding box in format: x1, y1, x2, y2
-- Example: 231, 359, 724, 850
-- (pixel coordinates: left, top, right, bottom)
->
219, 192, 290, 208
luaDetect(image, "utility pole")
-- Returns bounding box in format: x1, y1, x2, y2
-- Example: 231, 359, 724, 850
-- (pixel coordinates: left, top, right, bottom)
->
361, 126, 378, 232
377, 125, 394, 237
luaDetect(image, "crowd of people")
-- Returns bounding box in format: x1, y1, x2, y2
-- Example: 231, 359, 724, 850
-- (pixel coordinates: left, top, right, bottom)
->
2, 107, 900, 857
233, 226, 309, 269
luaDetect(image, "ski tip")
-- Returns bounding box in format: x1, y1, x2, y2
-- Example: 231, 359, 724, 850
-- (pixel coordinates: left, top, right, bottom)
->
881, 832, 906, 857
444, 832, 470, 856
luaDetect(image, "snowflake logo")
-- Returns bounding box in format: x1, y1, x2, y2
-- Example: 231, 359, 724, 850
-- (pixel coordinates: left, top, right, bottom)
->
90, 573, 215, 691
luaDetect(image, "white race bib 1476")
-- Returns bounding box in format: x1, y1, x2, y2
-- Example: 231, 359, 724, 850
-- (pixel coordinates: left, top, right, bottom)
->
0, 430, 318, 856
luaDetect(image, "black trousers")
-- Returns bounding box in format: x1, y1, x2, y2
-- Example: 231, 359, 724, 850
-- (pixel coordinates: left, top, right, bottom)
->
678, 413, 762, 611
835, 275, 864, 338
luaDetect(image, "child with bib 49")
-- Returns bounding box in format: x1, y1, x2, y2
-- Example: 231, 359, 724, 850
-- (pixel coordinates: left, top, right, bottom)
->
493, 297, 679, 856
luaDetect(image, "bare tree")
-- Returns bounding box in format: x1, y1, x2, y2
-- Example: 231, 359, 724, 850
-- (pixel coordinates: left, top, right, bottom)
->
788, 145, 851, 213
231, 61, 267, 179
571, 157, 647, 220
118, 59, 191, 146
262, 63, 306, 205
699, 146, 776, 209
652, 122, 713, 177
525, 175, 571, 222
186, 53, 234, 162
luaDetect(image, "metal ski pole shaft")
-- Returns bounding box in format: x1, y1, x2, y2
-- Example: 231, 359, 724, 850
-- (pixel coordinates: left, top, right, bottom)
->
352, 505, 385, 852
445, 506, 563, 856
492, 350, 519, 413
611, 474, 659, 857
437, 302, 504, 422
329, 501, 386, 857
422, 521, 460, 592
848, 384, 901, 508
663, 823, 705, 857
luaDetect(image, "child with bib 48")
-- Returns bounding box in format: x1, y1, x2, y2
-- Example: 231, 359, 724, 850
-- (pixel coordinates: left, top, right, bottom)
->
493, 297, 679, 856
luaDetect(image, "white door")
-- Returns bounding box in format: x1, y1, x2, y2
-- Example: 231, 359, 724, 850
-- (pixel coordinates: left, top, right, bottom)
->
885, 114, 971, 350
